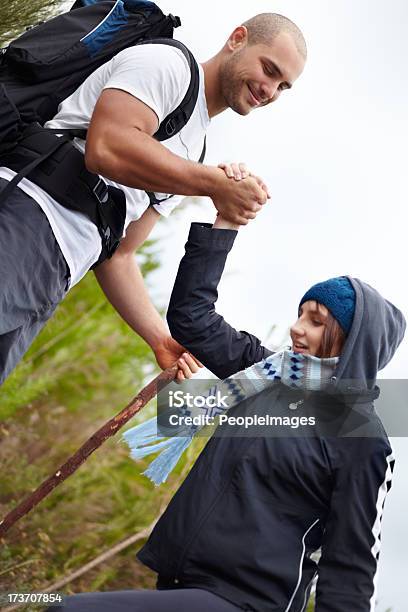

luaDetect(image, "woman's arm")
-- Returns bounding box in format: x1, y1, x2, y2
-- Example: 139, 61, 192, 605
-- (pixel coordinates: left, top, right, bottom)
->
167, 221, 271, 379
315, 438, 394, 611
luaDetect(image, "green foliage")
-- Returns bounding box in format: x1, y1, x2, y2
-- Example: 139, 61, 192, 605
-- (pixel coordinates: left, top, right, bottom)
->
0, 241, 202, 598
0, 241, 159, 419
0, 0, 64, 47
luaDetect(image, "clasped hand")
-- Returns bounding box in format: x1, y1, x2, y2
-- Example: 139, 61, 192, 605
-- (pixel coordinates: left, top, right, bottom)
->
212, 161, 271, 225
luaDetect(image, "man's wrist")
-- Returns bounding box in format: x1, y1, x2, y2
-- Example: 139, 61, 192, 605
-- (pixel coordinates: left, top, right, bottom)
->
195, 164, 224, 198
148, 331, 169, 353
138, 319, 169, 353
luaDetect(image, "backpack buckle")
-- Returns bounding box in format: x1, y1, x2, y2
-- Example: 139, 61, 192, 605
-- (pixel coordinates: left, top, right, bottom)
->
93, 177, 109, 204
168, 14, 181, 28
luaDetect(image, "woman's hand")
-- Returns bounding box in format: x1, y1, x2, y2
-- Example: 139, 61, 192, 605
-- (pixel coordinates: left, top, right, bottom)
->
154, 335, 203, 382
175, 352, 203, 382
218, 162, 271, 199
214, 162, 270, 229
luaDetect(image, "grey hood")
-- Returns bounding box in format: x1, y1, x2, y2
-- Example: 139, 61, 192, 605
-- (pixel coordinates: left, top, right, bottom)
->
333, 277, 406, 389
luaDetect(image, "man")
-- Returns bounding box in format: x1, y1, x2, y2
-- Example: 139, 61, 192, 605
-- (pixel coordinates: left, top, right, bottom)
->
0, 13, 306, 386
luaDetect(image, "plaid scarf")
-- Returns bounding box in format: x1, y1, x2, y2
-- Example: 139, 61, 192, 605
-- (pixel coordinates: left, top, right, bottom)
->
123, 350, 339, 485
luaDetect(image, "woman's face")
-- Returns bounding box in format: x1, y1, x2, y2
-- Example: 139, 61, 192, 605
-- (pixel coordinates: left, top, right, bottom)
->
290, 300, 341, 357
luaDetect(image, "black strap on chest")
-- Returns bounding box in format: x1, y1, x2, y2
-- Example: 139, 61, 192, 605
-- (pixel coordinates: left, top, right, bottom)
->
146, 135, 206, 208
2, 123, 126, 263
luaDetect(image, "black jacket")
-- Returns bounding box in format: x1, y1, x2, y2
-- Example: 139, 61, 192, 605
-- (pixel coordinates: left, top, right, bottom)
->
137, 223, 406, 612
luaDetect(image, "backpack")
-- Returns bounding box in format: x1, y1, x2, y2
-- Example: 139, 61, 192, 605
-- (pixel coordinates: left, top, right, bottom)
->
0, 0, 199, 153
0, 0, 204, 262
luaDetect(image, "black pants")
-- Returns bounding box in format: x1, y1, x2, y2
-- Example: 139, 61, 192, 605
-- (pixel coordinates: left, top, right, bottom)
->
48, 588, 241, 611
0, 179, 70, 385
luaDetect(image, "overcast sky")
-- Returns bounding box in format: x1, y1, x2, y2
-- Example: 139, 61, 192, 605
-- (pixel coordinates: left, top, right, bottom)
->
147, 1, 408, 609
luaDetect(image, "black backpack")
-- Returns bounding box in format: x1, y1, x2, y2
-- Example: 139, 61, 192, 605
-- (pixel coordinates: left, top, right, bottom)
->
0, 0, 204, 262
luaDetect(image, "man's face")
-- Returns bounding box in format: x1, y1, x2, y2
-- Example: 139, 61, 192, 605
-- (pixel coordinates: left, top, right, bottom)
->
220, 31, 306, 115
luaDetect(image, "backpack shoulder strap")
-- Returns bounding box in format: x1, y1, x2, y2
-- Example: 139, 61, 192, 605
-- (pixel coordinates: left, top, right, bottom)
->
145, 134, 206, 208
198, 135, 206, 163
56, 38, 200, 143
142, 38, 200, 142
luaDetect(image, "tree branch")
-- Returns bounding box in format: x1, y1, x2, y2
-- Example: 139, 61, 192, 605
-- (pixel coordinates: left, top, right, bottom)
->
0, 366, 177, 538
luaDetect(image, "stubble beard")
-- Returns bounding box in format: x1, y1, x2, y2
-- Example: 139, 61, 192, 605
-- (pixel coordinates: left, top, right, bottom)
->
219, 52, 249, 116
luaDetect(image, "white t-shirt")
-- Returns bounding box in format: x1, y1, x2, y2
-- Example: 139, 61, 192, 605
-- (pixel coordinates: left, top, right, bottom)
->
0, 44, 210, 286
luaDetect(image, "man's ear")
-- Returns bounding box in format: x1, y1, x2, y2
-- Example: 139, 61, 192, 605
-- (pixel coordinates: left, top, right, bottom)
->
226, 25, 248, 51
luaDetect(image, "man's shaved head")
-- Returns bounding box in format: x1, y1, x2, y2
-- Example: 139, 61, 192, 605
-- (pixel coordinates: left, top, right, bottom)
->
204, 12, 306, 117
242, 13, 307, 59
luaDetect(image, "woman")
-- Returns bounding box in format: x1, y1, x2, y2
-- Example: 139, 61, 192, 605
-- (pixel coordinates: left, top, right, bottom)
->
55, 168, 405, 611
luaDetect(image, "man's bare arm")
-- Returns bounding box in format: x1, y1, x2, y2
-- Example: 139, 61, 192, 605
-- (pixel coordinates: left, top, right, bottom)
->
93, 208, 200, 378
85, 89, 267, 224
94, 207, 164, 348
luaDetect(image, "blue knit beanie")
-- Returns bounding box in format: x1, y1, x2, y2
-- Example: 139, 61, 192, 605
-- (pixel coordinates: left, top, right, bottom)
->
299, 277, 356, 335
